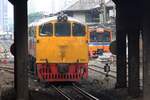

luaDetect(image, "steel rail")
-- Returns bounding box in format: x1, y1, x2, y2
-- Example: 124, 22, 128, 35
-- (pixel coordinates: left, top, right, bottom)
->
72, 83, 99, 100
0, 66, 14, 73
88, 67, 116, 79
51, 85, 72, 100
89, 64, 116, 73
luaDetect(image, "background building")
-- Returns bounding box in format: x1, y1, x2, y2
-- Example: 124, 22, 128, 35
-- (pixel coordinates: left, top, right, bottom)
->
60, 0, 116, 40
0, 0, 8, 32
62, 0, 115, 25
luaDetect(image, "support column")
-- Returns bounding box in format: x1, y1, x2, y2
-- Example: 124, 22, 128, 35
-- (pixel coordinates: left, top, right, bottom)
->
128, 30, 140, 97
116, 29, 127, 88
143, 1, 150, 99
14, 0, 28, 100
143, 14, 150, 100
143, 23, 150, 100
115, 6, 127, 88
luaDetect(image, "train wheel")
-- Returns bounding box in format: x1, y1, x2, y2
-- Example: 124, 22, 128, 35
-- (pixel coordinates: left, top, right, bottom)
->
28, 55, 32, 72
34, 63, 39, 79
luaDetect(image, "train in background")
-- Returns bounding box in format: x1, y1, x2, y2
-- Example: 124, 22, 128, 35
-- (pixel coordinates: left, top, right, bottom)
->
88, 27, 112, 58
28, 15, 89, 82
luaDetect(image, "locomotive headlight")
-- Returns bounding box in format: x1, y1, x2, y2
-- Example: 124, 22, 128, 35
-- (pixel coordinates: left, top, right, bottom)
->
62, 15, 68, 22
57, 15, 63, 22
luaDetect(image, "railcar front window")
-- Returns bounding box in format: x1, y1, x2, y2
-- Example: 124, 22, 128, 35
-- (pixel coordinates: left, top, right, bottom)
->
103, 31, 110, 42
90, 31, 97, 42
72, 23, 85, 36
90, 31, 110, 42
40, 23, 53, 36
55, 22, 71, 36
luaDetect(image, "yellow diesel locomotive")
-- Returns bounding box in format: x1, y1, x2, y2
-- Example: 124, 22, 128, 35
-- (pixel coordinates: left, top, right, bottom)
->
28, 15, 89, 82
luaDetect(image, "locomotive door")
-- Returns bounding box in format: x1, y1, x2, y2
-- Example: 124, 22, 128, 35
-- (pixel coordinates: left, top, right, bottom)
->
36, 23, 53, 63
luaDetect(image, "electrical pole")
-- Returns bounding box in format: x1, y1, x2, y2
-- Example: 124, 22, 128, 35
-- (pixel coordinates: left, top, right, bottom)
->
99, 0, 106, 23
51, 0, 55, 14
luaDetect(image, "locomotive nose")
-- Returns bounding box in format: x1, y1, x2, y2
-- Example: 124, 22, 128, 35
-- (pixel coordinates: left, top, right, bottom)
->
58, 45, 68, 61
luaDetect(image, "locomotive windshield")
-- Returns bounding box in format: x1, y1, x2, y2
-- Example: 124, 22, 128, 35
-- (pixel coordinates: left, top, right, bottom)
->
72, 23, 85, 36
90, 31, 110, 42
40, 23, 53, 36
55, 22, 71, 36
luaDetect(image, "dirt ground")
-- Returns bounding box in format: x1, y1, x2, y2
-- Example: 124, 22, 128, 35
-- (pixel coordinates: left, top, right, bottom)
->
0, 61, 143, 100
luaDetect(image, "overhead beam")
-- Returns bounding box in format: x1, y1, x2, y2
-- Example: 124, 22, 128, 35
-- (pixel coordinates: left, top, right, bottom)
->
8, 0, 14, 5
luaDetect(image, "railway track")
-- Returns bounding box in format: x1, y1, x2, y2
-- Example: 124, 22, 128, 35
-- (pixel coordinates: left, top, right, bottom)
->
0, 66, 14, 73
88, 64, 143, 88
89, 64, 116, 73
51, 84, 99, 100
88, 65, 116, 79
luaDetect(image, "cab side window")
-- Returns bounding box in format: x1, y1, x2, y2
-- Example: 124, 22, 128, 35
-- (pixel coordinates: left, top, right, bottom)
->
40, 23, 53, 36
28, 27, 35, 37
72, 23, 85, 36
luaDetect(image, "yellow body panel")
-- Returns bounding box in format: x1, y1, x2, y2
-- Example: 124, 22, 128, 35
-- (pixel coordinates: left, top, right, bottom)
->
36, 37, 88, 63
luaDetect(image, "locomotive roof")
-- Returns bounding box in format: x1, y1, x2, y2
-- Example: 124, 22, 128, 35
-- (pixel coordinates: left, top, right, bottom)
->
29, 16, 85, 27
